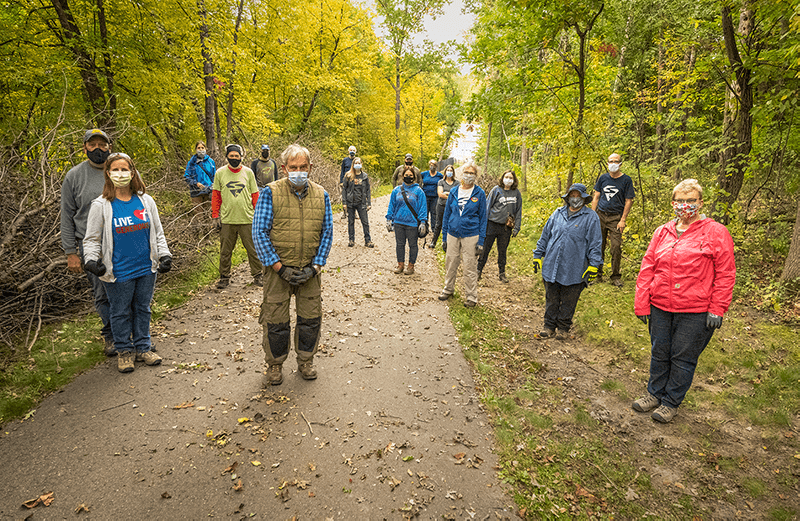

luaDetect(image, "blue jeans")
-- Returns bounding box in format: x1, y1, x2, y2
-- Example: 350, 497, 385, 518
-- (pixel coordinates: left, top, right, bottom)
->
394, 224, 419, 264
103, 272, 157, 354
647, 305, 715, 408
79, 242, 111, 340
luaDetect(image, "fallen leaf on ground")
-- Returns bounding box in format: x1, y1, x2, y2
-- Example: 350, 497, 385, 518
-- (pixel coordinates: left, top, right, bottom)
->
74, 503, 90, 514
222, 462, 239, 474
173, 402, 194, 409
161, 492, 171, 499
233, 480, 243, 491
251, 460, 261, 466
22, 492, 54, 509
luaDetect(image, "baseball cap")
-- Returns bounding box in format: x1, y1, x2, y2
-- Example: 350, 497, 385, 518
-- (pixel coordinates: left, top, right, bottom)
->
404, 153, 413, 159
261, 144, 270, 150
83, 129, 110, 143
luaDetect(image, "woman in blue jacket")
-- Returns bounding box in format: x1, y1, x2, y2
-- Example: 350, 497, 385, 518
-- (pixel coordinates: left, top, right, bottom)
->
532, 183, 602, 339
386, 165, 427, 275
438, 161, 487, 308
184, 141, 217, 216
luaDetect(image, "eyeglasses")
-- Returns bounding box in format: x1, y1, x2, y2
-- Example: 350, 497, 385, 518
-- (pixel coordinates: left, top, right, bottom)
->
674, 198, 698, 204
608, 159, 621, 164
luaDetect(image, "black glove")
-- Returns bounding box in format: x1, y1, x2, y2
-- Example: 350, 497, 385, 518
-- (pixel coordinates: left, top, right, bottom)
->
706, 312, 722, 330
512, 230, 518, 238
442, 241, 447, 252
84, 259, 106, 277
476, 244, 484, 257
157, 256, 172, 273
290, 266, 317, 286
278, 265, 298, 284
212, 217, 221, 230
637, 315, 649, 325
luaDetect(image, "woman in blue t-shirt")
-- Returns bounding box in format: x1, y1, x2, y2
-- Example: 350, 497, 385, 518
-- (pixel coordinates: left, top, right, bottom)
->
83, 153, 172, 373
420, 159, 443, 236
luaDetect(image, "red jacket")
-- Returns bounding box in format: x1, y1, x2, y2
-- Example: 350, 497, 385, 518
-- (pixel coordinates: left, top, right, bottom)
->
635, 217, 735, 317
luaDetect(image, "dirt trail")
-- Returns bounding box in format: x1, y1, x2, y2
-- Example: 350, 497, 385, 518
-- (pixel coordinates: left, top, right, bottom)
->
0, 193, 515, 520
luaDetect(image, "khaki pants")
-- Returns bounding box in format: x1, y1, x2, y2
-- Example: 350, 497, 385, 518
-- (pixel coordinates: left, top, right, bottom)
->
259, 267, 322, 365
219, 223, 262, 279
442, 234, 479, 304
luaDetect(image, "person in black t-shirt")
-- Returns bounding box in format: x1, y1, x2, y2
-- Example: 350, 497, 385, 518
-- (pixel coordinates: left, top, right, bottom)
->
591, 153, 635, 287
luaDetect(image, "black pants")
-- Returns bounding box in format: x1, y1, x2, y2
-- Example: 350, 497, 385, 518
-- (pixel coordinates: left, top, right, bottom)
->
431, 204, 446, 245
543, 280, 585, 332
395, 224, 419, 263
477, 220, 512, 274
426, 196, 438, 232
347, 206, 371, 242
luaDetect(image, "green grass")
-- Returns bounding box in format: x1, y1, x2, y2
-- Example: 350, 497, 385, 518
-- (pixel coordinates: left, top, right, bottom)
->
0, 241, 250, 424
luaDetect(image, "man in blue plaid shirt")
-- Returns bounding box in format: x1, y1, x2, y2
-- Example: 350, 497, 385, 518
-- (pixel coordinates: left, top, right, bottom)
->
252, 144, 333, 385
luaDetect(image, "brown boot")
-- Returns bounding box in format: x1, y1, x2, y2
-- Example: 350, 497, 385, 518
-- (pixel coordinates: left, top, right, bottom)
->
404, 263, 415, 275
393, 262, 405, 274
298, 360, 317, 380
267, 364, 283, 385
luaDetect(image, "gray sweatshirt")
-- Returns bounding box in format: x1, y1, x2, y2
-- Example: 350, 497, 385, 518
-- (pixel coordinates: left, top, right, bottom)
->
486, 186, 522, 234
60, 160, 107, 255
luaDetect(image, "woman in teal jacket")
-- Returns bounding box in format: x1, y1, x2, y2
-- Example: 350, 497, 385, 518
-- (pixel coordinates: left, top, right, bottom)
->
438, 161, 487, 307
184, 141, 216, 215
386, 165, 427, 275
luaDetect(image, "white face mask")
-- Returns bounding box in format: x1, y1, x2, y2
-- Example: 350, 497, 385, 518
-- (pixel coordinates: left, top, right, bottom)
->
462, 174, 475, 185
503, 176, 513, 187
608, 162, 620, 173
110, 170, 132, 188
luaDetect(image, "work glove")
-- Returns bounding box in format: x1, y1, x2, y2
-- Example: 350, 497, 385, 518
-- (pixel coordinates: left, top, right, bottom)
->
290, 266, 317, 286
277, 265, 299, 284
532, 258, 542, 274
706, 312, 723, 330
84, 259, 106, 277
386, 220, 393, 232
637, 315, 649, 325
212, 217, 221, 230
512, 230, 518, 238
582, 266, 598, 283
476, 244, 484, 258
157, 256, 172, 273
442, 241, 447, 252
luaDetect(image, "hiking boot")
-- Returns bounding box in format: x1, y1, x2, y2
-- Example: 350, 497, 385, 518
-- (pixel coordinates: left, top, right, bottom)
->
651, 404, 677, 423
341, 211, 347, 220
136, 350, 162, 366
103, 337, 116, 357
555, 330, 568, 340
348, 240, 354, 247
298, 360, 317, 380
611, 278, 623, 287
632, 393, 660, 413
464, 300, 477, 308
535, 328, 555, 340
427, 242, 436, 249
499, 272, 508, 283
477, 270, 482, 281
438, 292, 451, 301
365, 241, 375, 248
252, 273, 263, 287
216, 277, 230, 289
404, 263, 415, 275
117, 351, 134, 373
393, 263, 405, 274
267, 364, 283, 385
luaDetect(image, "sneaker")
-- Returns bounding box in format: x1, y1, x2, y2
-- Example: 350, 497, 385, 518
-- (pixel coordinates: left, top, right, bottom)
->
632, 393, 660, 413
393, 263, 405, 274
267, 364, 283, 385
464, 300, 477, 308
298, 361, 317, 380
136, 350, 162, 366
404, 263, 415, 275
365, 241, 374, 248
216, 277, 230, 289
252, 274, 263, 287
611, 278, 623, 287
348, 240, 354, 247
427, 242, 436, 249
555, 330, 568, 340
341, 212, 347, 220
651, 404, 677, 423
117, 351, 134, 373
535, 328, 555, 340
103, 337, 116, 357
499, 273, 508, 283
438, 292, 451, 301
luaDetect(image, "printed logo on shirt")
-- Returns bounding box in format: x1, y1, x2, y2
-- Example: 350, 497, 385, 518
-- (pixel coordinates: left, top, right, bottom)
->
226, 180, 245, 197
134, 208, 148, 221
603, 186, 619, 201
113, 214, 150, 234
470, 197, 478, 203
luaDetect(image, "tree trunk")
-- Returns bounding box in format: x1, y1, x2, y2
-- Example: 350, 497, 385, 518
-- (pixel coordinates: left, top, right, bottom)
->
224, 0, 245, 143
520, 123, 528, 192
483, 120, 492, 173
394, 56, 402, 163
198, 0, 217, 156
781, 199, 800, 280
654, 42, 665, 167
95, 0, 116, 133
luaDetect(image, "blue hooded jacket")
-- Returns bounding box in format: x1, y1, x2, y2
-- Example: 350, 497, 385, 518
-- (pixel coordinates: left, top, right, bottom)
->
442, 184, 487, 246
386, 183, 427, 227
533, 203, 602, 286
184, 154, 216, 195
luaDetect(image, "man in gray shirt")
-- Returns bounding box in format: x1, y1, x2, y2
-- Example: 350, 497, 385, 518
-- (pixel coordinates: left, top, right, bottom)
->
61, 128, 115, 355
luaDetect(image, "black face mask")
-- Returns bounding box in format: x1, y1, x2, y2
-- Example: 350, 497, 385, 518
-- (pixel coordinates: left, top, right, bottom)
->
261, 151, 269, 159
405, 161, 412, 166
87, 148, 110, 165
349, 152, 355, 157
228, 158, 242, 168
403, 175, 414, 184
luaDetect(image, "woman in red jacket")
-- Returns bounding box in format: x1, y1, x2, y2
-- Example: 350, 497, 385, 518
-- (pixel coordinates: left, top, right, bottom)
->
633, 179, 735, 423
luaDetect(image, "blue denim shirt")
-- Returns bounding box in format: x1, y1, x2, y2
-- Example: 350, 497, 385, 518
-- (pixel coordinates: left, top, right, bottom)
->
533, 205, 602, 285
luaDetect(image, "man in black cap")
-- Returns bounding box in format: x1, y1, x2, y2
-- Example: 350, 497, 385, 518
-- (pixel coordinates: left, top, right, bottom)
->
250, 144, 278, 189
61, 128, 115, 356
392, 153, 421, 186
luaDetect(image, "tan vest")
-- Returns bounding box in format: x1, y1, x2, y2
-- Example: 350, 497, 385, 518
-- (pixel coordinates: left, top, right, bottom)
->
269, 178, 326, 267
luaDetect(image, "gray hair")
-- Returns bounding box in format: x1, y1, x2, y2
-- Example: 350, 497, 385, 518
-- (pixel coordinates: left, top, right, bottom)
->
281, 144, 311, 165
672, 179, 704, 200
460, 160, 480, 177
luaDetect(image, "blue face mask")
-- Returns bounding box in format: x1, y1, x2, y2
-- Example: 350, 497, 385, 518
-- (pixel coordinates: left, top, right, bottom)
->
288, 171, 308, 188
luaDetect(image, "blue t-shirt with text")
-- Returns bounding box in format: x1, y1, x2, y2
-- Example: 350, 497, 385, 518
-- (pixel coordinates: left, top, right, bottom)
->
111, 197, 152, 282
594, 173, 635, 214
